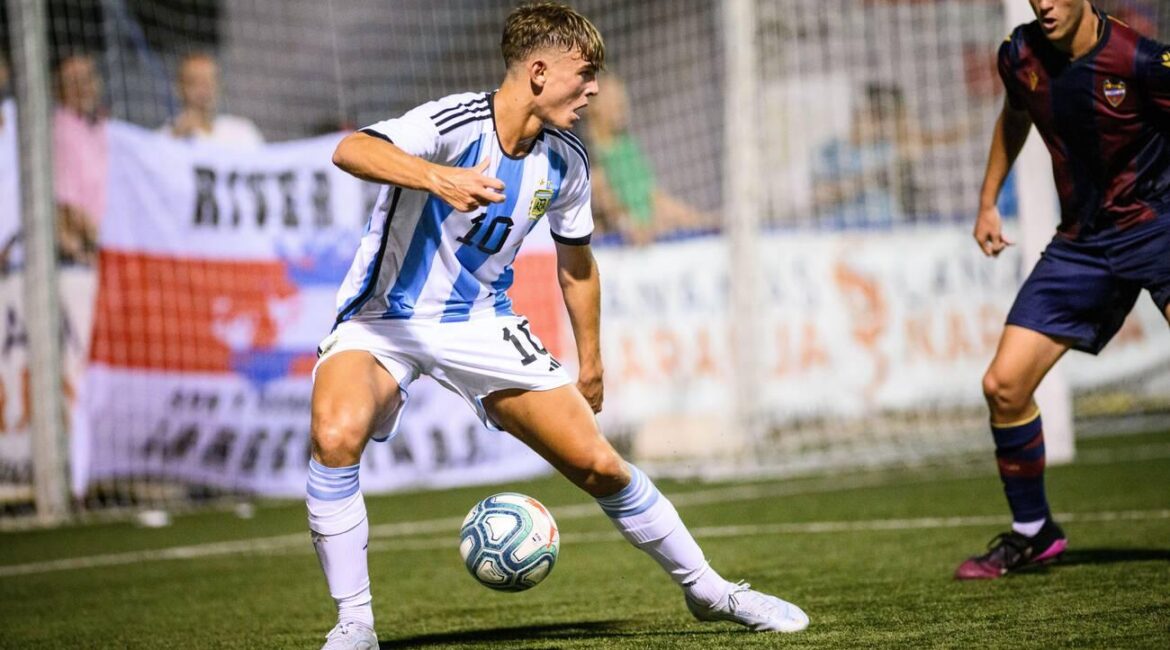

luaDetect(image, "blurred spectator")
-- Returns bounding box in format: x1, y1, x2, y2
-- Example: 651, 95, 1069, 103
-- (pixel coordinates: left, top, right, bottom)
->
160, 52, 263, 147
0, 51, 9, 103
1, 52, 10, 136
813, 83, 967, 225
812, 84, 904, 226
54, 52, 105, 265
582, 74, 708, 245
1, 51, 12, 141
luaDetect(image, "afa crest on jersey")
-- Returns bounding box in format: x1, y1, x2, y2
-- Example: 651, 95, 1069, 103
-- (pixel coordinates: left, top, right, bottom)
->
1103, 79, 1126, 108
528, 184, 554, 220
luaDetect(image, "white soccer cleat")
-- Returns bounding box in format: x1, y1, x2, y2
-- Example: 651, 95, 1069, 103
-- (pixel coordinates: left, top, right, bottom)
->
685, 581, 810, 633
321, 620, 378, 650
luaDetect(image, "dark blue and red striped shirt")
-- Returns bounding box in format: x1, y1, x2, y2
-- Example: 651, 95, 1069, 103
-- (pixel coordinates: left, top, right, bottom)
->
999, 9, 1170, 241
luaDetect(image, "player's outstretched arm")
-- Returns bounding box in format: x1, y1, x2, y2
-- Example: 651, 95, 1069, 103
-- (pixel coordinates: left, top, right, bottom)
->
332, 131, 504, 211
974, 98, 1032, 257
555, 241, 604, 412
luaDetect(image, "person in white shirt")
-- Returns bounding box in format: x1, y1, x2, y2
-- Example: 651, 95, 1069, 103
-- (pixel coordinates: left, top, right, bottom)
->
160, 52, 263, 148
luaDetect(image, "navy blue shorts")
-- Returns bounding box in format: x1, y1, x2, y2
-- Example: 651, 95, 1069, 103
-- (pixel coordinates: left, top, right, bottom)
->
1006, 218, 1170, 355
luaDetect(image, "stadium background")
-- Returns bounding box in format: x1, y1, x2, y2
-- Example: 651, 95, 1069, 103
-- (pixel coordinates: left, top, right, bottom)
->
0, 0, 1168, 526
0, 2, 1168, 649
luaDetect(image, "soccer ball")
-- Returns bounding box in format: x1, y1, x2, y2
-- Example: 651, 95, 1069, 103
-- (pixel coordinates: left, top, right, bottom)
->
459, 492, 560, 592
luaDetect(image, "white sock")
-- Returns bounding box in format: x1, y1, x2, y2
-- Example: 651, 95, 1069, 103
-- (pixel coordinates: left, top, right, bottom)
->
597, 464, 732, 608
1012, 518, 1046, 537
307, 460, 374, 628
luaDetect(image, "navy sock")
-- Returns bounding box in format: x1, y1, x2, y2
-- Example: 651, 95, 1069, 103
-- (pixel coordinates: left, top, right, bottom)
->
991, 410, 1050, 524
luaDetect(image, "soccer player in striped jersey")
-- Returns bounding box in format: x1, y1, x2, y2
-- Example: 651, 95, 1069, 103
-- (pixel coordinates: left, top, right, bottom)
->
307, 4, 808, 647
959, 0, 1170, 580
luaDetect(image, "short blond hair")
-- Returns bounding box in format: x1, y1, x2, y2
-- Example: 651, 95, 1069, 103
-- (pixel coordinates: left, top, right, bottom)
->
501, 2, 605, 70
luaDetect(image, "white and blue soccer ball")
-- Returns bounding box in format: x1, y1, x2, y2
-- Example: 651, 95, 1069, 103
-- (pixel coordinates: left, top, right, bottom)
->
459, 492, 560, 592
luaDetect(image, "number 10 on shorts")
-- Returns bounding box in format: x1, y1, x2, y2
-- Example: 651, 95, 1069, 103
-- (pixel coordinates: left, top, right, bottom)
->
502, 319, 558, 368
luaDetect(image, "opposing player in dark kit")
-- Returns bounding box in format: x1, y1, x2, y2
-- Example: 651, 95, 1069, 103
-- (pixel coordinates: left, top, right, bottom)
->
959, 0, 1170, 579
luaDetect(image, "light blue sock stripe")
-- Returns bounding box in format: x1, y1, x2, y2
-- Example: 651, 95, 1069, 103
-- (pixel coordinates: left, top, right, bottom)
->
309, 459, 360, 478
597, 468, 643, 511
603, 472, 659, 519
597, 464, 660, 518
307, 464, 358, 482
607, 474, 650, 510
605, 466, 650, 507
307, 459, 360, 501
597, 464, 645, 507
307, 471, 359, 489
309, 480, 356, 493
309, 474, 359, 488
307, 486, 360, 500
307, 482, 360, 500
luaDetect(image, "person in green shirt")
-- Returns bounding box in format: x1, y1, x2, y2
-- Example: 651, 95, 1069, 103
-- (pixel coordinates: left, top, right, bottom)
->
583, 74, 709, 244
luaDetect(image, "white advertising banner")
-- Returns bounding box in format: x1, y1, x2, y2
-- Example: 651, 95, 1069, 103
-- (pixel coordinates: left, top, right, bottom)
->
13, 117, 1168, 499
595, 229, 1170, 429
0, 99, 18, 257
0, 270, 95, 499
77, 123, 549, 498
0, 97, 30, 500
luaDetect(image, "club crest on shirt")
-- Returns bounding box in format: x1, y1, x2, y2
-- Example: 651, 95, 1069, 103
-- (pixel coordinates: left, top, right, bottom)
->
1103, 79, 1126, 107
528, 182, 554, 220
1028, 70, 1039, 92
1161, 50, 1170, 69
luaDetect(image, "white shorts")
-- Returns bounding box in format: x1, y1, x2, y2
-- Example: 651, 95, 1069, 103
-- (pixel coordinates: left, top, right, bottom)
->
314, 315, 571, 441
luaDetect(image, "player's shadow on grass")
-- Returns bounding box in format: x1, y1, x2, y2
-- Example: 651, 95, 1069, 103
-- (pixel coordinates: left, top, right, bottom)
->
1057, 547, 1170, 567
378, 619, 721, 648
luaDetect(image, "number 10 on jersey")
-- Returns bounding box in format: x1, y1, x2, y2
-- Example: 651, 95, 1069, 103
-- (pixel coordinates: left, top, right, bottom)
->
458, 214, 514, 255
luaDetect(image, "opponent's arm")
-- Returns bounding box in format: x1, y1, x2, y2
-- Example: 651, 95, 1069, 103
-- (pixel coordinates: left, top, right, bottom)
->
974, 98, 1032, 257
555, 241, 603, 412
332, 131, 504, 211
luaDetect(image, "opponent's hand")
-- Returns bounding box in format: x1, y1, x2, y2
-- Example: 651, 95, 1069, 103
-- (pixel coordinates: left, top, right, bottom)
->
431, 159, 505, 212
576, 365, 604, 413
973, 205, 1013, 257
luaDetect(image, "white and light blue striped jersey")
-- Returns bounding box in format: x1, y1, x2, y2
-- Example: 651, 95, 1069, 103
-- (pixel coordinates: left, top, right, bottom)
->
334, 91, 592, 325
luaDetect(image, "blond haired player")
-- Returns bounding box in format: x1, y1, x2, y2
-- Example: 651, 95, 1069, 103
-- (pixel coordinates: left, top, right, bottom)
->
308, 3, 808, 648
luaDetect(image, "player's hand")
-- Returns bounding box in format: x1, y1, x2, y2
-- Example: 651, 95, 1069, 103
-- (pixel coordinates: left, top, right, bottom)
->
431, 159, 505, 212
576, 364, 604, 413
973, 205, 1014, 257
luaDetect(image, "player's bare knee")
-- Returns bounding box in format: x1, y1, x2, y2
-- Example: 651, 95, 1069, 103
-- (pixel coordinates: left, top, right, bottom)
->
311, 410, 368, 466
981, 371, 1030, 420
578, 452, 629, 498
980, 370, 1001, 403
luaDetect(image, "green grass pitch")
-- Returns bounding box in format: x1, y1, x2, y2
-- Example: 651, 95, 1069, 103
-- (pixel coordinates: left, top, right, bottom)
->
1, 429, 1168, 648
